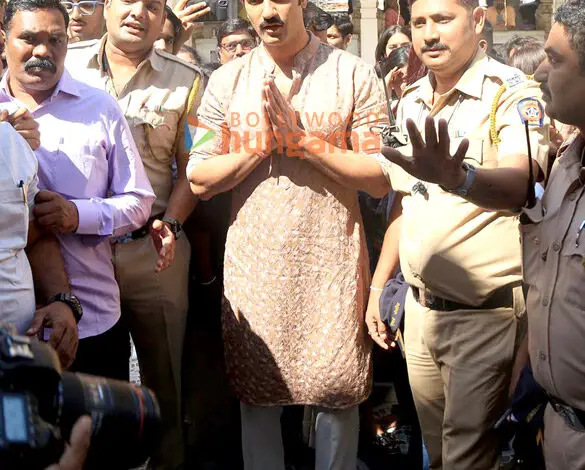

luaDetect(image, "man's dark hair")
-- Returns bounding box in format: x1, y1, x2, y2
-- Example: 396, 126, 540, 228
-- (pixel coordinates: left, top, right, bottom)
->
508, 40, 545, 75
330, 13, 353, 37
4, 0, 69, 32
178, 44, 202, 64
217, 18, 256, 46
164, 5, 182, 37
504, 35, 540, 60
554, 0, 585, 72
409, 0, 479, 10
375, 25, 411, 63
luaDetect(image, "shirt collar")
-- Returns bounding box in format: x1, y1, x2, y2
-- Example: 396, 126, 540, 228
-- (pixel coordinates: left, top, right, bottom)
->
96, 35, 164, 73
414, 48, 488, 106
454, 49, 487, 99
0, 68, 81, 104
558, 132, 585, 171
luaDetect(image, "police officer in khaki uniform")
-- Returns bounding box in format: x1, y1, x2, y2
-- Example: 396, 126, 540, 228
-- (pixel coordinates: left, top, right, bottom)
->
368, 0, 550, 468
521, 1, 585, 467
65, 0, 203, 467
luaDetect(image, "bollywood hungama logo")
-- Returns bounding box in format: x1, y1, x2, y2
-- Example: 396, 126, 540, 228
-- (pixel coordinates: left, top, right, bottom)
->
188, 117, 216, 151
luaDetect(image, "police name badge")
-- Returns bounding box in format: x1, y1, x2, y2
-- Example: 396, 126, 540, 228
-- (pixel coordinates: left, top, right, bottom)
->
517, 97, 545, 127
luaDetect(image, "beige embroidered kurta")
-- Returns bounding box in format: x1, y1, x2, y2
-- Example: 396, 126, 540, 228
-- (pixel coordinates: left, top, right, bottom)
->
188, 34, 390, 408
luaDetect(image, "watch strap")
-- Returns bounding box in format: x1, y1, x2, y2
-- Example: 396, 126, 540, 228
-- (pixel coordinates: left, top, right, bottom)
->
441, 163, 476, 197
48, 293, 83, 324
161, 217, 182, 239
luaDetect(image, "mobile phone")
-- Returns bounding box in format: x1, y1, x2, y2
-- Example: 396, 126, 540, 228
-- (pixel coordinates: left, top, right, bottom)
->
189, 0, 227, 20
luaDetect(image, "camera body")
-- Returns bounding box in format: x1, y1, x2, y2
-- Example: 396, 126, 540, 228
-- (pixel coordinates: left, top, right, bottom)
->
0, 325, 161, 470
379, 124, 409, 149
0, 328, 66, 469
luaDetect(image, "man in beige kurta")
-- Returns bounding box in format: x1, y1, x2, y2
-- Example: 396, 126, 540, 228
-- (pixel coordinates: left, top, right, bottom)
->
187, 0, 391, 466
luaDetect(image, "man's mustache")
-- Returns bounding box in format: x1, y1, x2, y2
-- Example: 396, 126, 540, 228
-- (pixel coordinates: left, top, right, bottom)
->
24, 58, 56, 73
421, 43, 449, 53
260, 17, 284, 29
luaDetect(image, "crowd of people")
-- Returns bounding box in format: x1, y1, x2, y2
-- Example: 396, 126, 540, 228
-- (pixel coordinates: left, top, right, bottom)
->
2, 0, 585, 469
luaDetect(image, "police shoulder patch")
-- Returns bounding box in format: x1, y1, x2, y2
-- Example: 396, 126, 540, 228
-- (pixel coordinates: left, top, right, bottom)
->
517, 97, 545, 127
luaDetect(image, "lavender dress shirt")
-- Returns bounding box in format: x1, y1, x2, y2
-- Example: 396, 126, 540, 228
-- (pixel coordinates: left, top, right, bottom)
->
0, 70, 155, 339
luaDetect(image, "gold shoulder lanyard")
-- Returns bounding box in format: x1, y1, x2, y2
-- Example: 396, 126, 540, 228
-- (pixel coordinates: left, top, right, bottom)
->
490, 74, 535, 148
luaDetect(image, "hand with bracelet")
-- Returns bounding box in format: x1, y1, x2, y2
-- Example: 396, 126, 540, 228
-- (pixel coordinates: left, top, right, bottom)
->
365, 284, 390, 350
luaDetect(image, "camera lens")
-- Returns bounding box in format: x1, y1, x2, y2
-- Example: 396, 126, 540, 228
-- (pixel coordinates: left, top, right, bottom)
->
58, 373, 161, 469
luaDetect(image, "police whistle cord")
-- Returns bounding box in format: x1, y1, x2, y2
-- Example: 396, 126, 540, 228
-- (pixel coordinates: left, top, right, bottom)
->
525, 120, 536, 209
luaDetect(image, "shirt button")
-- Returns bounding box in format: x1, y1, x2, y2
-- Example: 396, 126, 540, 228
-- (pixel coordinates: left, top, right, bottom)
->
553, 242, 561, 252
539, 351, 547, 361
543, 297, 549, 306
534, 237, 540, 246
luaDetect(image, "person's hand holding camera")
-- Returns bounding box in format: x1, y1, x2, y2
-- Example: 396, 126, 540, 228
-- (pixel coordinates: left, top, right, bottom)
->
45, 416, 92, 470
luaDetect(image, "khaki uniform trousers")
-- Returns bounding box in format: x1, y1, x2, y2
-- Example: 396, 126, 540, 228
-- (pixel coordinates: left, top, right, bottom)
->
543, 404, 585, 470
114, 235, 191, 470
404, 288, 524, 470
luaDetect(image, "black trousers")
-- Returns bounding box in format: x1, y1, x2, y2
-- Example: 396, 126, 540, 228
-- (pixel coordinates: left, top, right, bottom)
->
69, 319, 130, 381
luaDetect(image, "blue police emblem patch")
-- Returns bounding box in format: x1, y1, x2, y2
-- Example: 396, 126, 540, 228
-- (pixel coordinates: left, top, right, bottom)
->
517, 98, 545, 127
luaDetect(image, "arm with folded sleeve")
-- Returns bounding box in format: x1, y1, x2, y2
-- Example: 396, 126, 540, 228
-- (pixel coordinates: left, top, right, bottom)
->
189, 70, 392, 200
151, 78, 203, 273
382, 114, 547, 211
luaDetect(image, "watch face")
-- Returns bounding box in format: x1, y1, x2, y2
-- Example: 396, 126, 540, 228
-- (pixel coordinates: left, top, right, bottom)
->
61, 293, 83, 320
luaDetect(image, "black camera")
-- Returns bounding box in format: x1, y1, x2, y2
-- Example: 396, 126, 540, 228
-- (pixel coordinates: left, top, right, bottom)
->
379, 124, 409, 149
372, 62, 409, 150
0, 325, 161, 470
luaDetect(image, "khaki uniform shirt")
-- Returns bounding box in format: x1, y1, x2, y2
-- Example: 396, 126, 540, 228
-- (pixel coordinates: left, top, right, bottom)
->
392, 51, 550, 306
65, 37, 203, 217
523, 134, 585, 410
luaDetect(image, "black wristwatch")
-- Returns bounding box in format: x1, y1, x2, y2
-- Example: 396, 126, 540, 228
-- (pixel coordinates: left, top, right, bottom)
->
48, 293, 83, 324
161, 217, 182, 240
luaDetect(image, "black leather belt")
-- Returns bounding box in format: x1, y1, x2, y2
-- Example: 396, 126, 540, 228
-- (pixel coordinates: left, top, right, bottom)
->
112, 213, 163, 244
548, 395, 585, 432
412, 285, 514, 311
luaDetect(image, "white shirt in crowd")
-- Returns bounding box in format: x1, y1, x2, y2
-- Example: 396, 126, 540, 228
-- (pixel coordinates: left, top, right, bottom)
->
0, 122, 39, 333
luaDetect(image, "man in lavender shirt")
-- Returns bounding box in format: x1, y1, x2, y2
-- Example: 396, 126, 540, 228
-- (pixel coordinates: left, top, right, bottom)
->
1, 0, 155, 380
